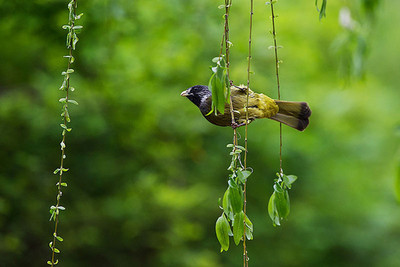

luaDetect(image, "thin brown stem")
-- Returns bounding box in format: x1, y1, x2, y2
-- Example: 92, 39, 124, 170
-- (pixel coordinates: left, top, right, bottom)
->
223, 0, 237, 136
243, 0, 254, 266
269, 0, 283, 174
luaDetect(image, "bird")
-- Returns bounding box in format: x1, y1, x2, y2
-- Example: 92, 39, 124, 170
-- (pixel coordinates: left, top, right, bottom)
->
180, 85, 311, 131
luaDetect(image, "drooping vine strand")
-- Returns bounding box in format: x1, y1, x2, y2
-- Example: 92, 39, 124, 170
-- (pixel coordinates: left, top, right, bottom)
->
222, 0, 238, 147
266, 0, 299, 227
214, 0, 254, 256
48, 0, 82, 266
268, 0, 283, 175
243, 0, 254, 266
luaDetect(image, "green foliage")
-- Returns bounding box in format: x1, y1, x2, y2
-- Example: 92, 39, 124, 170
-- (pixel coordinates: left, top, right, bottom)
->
215, 213, 230, 252
215, 145, 253, 251
208, 56, 230, 115
48, 0, 83, 265
268, 173, 297, 226
315, 0, 328, 20
0, 0, 399, 266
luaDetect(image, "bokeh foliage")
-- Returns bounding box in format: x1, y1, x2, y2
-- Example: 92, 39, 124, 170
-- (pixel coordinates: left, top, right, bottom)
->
0, 0, 399, 266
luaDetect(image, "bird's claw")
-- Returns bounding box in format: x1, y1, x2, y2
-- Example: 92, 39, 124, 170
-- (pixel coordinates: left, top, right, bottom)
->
231, 122, 245, 129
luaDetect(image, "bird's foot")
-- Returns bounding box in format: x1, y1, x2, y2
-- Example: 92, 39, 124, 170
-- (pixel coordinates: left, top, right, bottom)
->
231, 122, 246, 129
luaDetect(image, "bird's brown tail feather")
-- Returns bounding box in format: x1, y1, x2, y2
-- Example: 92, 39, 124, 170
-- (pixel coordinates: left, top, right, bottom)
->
270, 100, 311, 131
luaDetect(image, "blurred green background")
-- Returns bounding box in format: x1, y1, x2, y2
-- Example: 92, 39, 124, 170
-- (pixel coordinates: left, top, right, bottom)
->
1, 0, 399, 266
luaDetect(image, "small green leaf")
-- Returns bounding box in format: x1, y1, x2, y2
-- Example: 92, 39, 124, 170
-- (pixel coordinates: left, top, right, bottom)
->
245, 228, 253, 240
315, 0, 327, 20
244, 215, 254, 240
216, 213, 230, 252
228, 185, 243, 214
75, 13, 84, 20
66, 68, 74, 74
59, 98, 67, 103
53, 168, 60, 174
49, 210, 56, 221
72, 33, 79, 49
59, 80, 66, 90
54, 248, 60, 253
208, 56, 230, 115
61, 182, 68, 187
275, 186, 290, 219
237, 169, 252, 183
233, 211, 244, 245
68, 99, 79, 105
58, 206, 65, 210
268, 192, 280, 226
56, 236, 64, 242
235, 145, 246, 151
222, 189, 231, 218
60, 141, 66, 150
49, 242, 53, 248
47, 261, 52, 265
282, 174, 297, 188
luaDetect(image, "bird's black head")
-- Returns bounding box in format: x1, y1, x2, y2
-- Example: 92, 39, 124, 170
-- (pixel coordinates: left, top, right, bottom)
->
180, 85, 211, 107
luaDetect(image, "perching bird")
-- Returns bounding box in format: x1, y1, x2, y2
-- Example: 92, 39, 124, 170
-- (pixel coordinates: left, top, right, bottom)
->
181, 85, 311, 131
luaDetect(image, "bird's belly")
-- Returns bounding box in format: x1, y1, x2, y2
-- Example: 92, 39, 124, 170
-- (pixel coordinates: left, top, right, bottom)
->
203, 112, 233, 127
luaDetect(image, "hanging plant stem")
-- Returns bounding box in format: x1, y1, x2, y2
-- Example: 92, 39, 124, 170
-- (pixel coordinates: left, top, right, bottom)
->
48, 0, 83, 265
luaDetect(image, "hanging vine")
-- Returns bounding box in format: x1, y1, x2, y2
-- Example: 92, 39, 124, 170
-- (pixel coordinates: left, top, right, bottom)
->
48, 0, 83, 265
213, 2, 254, 266
266, 0, 299, 227
206, 0, 325, 264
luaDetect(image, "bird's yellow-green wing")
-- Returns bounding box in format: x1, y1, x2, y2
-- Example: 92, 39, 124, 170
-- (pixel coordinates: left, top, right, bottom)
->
230, 86, 279, 124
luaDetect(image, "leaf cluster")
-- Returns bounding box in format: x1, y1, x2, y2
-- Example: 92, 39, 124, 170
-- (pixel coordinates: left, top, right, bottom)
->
215, 144, 253, 252
268, 173, 297, 226
315, 0, 327, 20
207, 56, 230, 115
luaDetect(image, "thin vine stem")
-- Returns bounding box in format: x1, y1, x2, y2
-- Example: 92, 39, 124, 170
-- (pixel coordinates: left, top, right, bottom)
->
243, 0, 253, 266
49, 0, 81, 265
221, 0, 238, 149
51, 44, 72, 266
269, 0, 283, 175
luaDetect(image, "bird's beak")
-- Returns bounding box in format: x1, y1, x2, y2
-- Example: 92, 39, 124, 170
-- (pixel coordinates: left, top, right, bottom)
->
180, 90, 189, 97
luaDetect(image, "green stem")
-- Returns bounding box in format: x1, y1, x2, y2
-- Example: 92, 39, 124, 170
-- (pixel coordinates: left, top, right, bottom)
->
243, 0, 254, 266
269, 0, 283, 174
50, 1, 77, 265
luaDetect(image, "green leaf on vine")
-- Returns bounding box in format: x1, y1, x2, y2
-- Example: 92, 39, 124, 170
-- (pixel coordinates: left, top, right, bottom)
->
315, 0, 327, 20
208, 56, 230, 115
282, 174, 297, 189
228, 183, 243, 214
237, 169, 252, 183
216, 213, 230, 252
244, 214, 253, 240
233, 211, 244, 245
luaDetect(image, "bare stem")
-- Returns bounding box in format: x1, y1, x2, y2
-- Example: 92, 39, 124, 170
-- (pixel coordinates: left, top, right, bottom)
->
269, 0, 283, 174
243, 0, 254, 266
